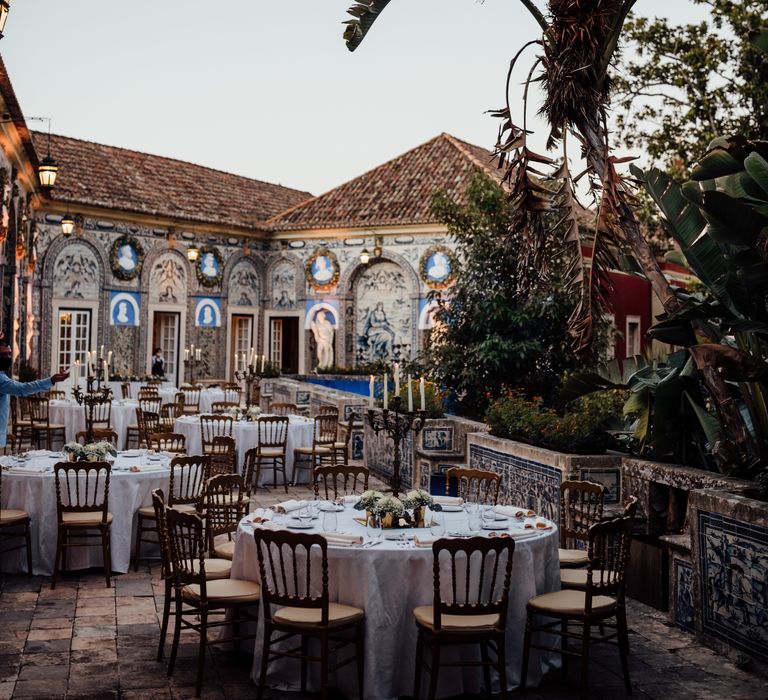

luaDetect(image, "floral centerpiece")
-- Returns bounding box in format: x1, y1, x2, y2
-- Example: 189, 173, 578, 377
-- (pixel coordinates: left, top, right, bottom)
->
246, 405, 261, 421
402, 489, 441, 528
373, 495, 405, 529
63, 441, 117, 462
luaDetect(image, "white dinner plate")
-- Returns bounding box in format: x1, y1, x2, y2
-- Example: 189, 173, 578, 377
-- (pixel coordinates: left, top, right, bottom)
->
287, 521, 315, 530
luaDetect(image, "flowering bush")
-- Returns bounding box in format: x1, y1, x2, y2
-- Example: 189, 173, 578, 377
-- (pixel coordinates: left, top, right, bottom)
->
484, 391, 622, 455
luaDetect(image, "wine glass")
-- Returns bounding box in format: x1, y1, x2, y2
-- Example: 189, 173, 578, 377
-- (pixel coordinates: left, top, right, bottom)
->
366, 513, 382, 541
298, 505, 313, 528
481, 504, 495, 529
429, 511, 445, 538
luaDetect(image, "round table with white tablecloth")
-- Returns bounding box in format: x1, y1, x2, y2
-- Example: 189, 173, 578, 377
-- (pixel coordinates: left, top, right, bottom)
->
0, 449, 173, 575
231, 505, 560, 700
48, 399, 140, 450
172, 414, 315, 483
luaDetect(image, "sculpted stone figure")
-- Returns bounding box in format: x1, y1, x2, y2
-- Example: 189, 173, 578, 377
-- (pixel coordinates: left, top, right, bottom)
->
311, 310, 335, 368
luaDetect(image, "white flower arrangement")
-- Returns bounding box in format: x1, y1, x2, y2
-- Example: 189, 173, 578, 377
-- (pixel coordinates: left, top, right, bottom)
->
374, 495, 405, 517
354, 489, 384, 511
246, 405, 262, 420
63, 441, 117, 460
403, 489, 441, 511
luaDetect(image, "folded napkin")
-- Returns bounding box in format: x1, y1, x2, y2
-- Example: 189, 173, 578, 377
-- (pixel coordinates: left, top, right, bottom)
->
8, 465, 50, 474
322, 532, 363, 547
494, 505, 535, 518
248, 508, 274, 524
414, 534, 438, 548
431, 496, 464, 507
274, 499, 306, 514
505, 530, 544, 541
253, 520, 279, 531
342, 495, 358, 505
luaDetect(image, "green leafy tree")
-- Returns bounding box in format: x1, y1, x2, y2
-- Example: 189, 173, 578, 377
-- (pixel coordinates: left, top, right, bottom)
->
424, 168, 602, 419
615, 1, 768, 169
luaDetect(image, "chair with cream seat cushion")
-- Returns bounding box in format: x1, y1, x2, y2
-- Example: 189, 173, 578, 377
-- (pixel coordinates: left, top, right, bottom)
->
558, 480, 605, 569
164, 506, 259, 698
133, 454, 209, 571
412, 535, 515, 700
52, 461, 113, 589
313, 464, 369, 501
521, 515, 634, 699
0, 467, 32, 575
248, 415, 289, 493
253, 528, 365, 700
293, 413, 338, 485
151, 489, 232, 664
198, 473, 246, 561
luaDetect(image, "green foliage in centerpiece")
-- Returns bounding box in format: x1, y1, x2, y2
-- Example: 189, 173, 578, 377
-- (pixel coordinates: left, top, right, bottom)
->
402, 489, 441, 511
353, 489, 384, 512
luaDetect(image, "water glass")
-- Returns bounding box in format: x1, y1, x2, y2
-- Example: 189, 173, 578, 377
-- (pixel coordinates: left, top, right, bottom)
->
366, 514, 382, 540
298, 506, 313, 528
322, 510, 338, 533
429, 511, 445, 538
468, 512, 483, 535
481, 505, 495, 529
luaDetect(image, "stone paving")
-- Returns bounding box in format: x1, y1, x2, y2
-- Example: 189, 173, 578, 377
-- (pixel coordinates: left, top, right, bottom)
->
0, 482, 766, 700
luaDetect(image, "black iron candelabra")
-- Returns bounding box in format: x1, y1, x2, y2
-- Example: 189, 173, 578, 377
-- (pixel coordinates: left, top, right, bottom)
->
234, 365, 261, 410
366, 395, 425, 498
72, 384, 113, 444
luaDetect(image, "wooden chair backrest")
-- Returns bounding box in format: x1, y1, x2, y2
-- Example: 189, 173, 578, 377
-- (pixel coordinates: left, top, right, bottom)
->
75, 429, 118, 446
313, 464, 369, 500
431, 535, 514, 633
121, 382, 132, 399
445, 467, 501, 506
148, 432, 186, 453
168, 455, 209, 508
257, 415, 289, 449
208, 436, 237, 477
585, 515, 633, 599
313, 414, 338, 448
54, 461, 111, 522
560, 479, 605, 548
200, 473, 245, 545
271, 402, 296, 416
200, 414, 233, 451
165, 507, 207, 593
254, 528, 329, 625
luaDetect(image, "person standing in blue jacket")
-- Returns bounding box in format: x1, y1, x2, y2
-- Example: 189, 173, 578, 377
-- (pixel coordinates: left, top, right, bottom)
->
0, 342, 70, 448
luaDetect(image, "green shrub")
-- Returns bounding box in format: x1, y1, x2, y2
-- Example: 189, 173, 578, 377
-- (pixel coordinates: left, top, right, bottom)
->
484, 390, 624, 455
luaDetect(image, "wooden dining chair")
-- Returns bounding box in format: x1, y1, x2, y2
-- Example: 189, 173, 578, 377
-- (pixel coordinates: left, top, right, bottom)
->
210, 401, 239, 415
444, 467, 501, 505
313, 464, 369, 500
137, 387, 159, 401
28, 396, 67, 450
152, 489, 232, 663
133, 454, 209, 571
52, 461, 113, 588
271, 402, 296, 416
293, 413, 337, 484
10, 396, 33, 449
253, 528, 365, 700
159, 402, 183, 431
522, 515, 634, 698
139, 396, 163, 415
181, 388, 202, 415
164, 507, 260, 698
148, 432, 187, 454
200, 414, 233, 455
75, 429, 119, 447
199, 473, 246, 560
248, 415, 289, 493
221, 385, 242, 405
84, 397, 112, 432
559, 480, 605, 568
208, 435, 237, 477
333, 412, 357, 464
135, 407, 161, 448
46, 390, 66, 401
412, 536, 515, 700
0, 466, 33, 575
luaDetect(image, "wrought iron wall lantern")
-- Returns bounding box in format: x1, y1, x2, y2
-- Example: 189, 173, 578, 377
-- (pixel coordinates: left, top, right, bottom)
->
0, 1, 11, 38
360, 235, 383, 265
187, 245, 200, 262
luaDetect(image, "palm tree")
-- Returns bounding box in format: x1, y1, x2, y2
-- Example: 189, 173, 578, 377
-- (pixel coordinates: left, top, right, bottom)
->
340, 0, 758, 468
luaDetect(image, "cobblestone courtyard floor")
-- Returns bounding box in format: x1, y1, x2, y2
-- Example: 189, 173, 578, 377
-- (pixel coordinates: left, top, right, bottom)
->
1, 483, 766, 700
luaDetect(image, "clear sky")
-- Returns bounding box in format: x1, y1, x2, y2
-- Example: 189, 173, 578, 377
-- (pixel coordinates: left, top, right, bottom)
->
2, 1, 712, 197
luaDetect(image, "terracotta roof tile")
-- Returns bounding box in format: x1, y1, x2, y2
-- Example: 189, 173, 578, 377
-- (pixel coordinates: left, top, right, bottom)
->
32, 132, 312, 230
268, 133, 509, 231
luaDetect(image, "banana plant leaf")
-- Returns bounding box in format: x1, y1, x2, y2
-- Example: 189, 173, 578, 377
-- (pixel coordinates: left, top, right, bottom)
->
744, 152, 768, 196
343, 1, 392, 51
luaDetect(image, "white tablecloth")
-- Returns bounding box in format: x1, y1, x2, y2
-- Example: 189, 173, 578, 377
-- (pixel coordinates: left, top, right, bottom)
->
0, 450, 173, 575
48, 399, 140, 450
231, 507, 560, 699
172, 415, 315, 483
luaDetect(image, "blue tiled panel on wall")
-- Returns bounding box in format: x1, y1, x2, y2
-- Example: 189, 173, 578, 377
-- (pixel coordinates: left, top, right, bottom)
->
698, 511, 768, 661
468, 444, 561, 522
673, 559, 695, 632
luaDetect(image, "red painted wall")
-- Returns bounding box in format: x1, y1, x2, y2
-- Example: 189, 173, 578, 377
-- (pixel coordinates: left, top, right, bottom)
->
607, 271, 652, 359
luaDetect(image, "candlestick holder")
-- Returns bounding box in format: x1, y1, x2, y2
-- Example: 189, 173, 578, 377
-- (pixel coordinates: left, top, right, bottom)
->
234, 365, 261, 410
73, 384, 113, 444
366, 395, 425, 498
185, 357, 203, 384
